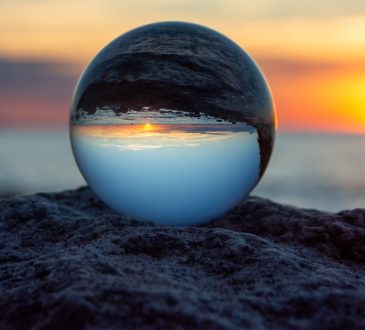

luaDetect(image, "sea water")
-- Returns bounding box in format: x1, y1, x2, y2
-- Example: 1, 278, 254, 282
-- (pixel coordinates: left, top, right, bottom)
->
1, 132, 364, 212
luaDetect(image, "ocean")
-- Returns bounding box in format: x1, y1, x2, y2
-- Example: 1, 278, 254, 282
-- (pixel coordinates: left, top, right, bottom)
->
1, 129, 364, 212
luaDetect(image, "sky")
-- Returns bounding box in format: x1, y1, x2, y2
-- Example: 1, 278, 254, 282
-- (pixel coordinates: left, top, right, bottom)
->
1, 0, 365, 134
72, 123, 259, 225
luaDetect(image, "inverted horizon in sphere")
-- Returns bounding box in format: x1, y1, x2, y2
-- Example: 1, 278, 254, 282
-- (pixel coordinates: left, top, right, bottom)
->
70, 22, 276, 225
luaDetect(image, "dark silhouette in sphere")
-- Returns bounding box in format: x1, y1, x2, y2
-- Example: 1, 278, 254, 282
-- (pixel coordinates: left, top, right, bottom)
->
71, 21, 276, 175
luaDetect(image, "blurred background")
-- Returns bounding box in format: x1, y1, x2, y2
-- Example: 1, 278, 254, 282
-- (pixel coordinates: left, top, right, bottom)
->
1, 0, 364, 211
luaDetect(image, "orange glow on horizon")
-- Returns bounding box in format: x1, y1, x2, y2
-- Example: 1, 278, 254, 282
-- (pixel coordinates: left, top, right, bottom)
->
71, 124, 250, 151
72, 124, 247, 137
264, 63, 365, 135
144, 123, 152, 130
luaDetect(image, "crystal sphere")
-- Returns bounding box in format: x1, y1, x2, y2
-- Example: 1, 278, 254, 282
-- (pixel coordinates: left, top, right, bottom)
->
70, 22, 276, 226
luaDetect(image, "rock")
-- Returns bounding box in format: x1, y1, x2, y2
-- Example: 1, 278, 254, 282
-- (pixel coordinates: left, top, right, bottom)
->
0, 187, 364, 329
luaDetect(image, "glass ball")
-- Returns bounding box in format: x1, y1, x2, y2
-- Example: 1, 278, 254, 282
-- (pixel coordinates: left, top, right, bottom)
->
70, 22, 276, 226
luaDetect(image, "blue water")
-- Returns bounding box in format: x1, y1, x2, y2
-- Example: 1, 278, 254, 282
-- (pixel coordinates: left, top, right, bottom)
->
256, 133, 365, 211
1, 130, 364, 212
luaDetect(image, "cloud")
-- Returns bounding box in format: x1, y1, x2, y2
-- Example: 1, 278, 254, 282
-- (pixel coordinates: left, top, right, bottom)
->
0, 58, 77, 100
255, 57, 350, 76
0, 58, 78, 126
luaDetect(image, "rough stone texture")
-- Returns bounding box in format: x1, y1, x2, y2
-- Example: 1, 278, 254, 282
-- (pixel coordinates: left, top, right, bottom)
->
0, 187, 364, 329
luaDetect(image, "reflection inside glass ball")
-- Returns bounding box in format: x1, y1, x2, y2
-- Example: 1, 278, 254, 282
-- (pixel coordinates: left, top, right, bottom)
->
70, 22, 276, 226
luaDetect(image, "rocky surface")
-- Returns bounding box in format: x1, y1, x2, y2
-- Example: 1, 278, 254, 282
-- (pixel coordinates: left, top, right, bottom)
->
0, 187, 364, 329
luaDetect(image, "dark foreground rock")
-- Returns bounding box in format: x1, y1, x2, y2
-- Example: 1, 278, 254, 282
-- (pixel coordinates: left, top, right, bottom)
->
0, 187, 364, 330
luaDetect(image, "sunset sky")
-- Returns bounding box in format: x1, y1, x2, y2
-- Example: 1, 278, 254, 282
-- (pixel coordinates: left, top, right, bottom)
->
1, 0, 365, 134
72, 124, 251, 151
